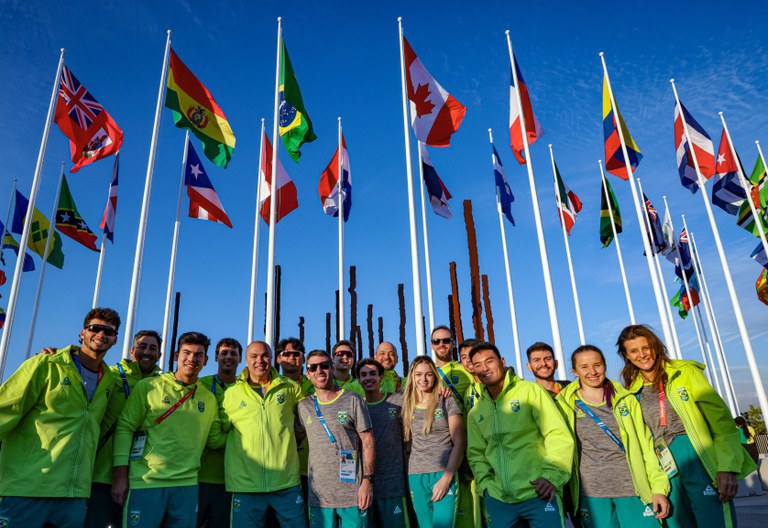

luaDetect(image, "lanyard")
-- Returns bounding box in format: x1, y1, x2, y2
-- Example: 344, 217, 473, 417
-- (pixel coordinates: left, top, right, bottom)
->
313, 396, 337, 445
155, 388, 196, 424
470, 386, 479, 410
575, 399, 625, 452
72, 352, 104, 385
117, 363, 130, 398
554, 382, 562, 395
437, 367, 464, 406
212, 375, 221, 395
658, 383, 667, 428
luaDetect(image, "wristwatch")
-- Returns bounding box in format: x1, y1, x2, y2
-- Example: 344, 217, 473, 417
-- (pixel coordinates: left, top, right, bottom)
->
362, 474, 375, 484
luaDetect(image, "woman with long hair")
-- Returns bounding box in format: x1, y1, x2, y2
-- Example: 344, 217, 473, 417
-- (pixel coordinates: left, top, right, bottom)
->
558, 345, 670, 527
616, 324, 756, 527
402, 355, 465, 528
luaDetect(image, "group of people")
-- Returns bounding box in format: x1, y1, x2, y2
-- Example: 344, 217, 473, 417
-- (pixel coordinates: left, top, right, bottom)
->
0, 307, 757, 528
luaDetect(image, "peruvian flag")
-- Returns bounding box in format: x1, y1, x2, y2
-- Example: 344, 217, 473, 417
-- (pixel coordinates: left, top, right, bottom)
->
402, 36, 466, 147
509, 54, 543, 165
184, 138, 232, 228
260, 132, 299, 225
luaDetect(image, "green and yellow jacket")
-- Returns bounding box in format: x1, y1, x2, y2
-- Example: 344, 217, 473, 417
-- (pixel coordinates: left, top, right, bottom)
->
197, 373, 236, 485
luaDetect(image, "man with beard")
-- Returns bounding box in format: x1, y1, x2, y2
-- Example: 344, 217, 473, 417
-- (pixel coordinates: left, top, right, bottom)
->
526, 342, 570, 397
373, 341, 406, 393
430, 326, 473, 412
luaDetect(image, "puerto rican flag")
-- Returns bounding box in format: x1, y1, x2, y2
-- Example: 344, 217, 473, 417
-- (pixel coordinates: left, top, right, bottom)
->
509, 54, 543, 165
402, 36, 466, 147
260, 132, 299, 225
419, 142, 452, 219
674, 101, 715, 194
99, 154, 119, 242
318, 134, 352, 221
184, 138, 232, 228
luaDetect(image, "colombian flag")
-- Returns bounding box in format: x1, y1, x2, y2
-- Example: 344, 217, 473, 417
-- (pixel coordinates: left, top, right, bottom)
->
602, 75, 642, 180
166, 49, 236, 168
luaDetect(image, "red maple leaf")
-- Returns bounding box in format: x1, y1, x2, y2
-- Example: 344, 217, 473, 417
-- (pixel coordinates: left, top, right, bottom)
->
411, 83, 435, 117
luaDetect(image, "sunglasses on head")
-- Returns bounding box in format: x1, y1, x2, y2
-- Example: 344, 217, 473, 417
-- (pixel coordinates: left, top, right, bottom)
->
85, 324, 117, 337
307, 361, 332, 373
334, 350, 354, 358
280, 351, 303, 359
432, 338, 452, 345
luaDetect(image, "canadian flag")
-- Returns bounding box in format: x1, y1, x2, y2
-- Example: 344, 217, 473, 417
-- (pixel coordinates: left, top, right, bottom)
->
259, 132, 299, 225
403, 36, 466, 147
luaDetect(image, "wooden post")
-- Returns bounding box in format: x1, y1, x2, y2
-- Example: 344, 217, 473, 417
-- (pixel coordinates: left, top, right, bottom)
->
378, 317, 384, 344
448, 294, 456, 342
325, 312, 331, 353
398, 283, 410, 372
298, 316, 305, 343
463, 200, 484, 340
367, 304, 374, 357
356, 326, 363, 360
449, 262, 464, 343
482, 274, 495, 344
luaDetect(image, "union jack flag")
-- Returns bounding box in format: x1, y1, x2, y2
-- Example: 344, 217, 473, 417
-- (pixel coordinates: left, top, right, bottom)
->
59, 66, 104, 130
643, 193, 667, 255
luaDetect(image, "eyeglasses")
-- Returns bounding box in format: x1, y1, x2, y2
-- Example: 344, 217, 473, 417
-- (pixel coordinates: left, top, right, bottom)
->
334, 350, 354, 359
431, 338, 452, 345
280, 351, 303, 359
307, 361, 333, 373
86, 324, 117, 337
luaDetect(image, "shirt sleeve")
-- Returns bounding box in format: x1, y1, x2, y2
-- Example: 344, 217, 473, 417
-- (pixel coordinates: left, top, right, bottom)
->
444, 395, 462, 418
353, 394, 373, 434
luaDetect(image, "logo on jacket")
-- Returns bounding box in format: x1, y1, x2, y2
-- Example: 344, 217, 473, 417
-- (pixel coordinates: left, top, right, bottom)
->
451, 375, 459, 384
576, 409, 586, 418
276, 392, 285, 404
618, 403, 629, 417
239, 401, 246, 408
337, 411, 348, 424
197, 401, 205, 413
129, 511, 141, 526
388, 407, 398, 418
510, 400, 520, 413
162, 396, 171, 405
0, 516, 9, 528
643, 506, 654, 517
61, 376, 72, 386
434, 408, 444, 420
677, 387, 689, 402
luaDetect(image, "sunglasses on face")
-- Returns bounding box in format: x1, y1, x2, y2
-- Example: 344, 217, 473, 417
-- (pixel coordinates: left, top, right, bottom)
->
307, 361, 333, 373
431, 338, 452, 345
334, 350, 354, 359
280, 351, 303, 359
85, 324, 117, 337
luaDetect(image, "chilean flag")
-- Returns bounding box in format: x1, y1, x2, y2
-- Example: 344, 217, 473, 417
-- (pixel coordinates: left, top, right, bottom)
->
419, 142, 452, 219
403, 36, 466, 148
184, 138, 232, 228
318, 134, 352, 221
674, 101, 715, 194
509, 54, 543, 165
260, 132, 299, 225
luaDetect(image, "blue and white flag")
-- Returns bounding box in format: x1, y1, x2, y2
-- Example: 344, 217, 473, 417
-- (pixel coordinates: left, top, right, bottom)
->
712, 129, 747, 215
492, 143, 515, 225
184, 138, 232, 228
752, 243, 768, 270
419, 142, 452, 220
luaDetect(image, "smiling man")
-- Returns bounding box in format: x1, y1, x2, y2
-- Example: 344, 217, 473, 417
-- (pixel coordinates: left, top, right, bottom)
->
373, 341, 406, 394
526, 342, 570, 397
112, 331, 225, 528
197, 338, 243, 528
430, 326, 472, 412
332, 341, 365, 397
0, 308, 120, 528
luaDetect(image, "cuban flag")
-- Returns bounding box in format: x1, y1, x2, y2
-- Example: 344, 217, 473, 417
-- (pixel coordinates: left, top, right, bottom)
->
419, 142, 452, 219
259, 132, 299, 225
492, 143, 515, 225
402, 36, 466, 148
509, 54, 543, 165
99, 154, 119, 242
712, 129, 747, 215
318, 134, 352, 221
184, 138, 232, 228
674, 102, 715, 194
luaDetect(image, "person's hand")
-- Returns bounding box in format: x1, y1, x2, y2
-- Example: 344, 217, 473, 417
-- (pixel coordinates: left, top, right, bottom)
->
431, 473, 453, 502
438, 386, 452, 399
529, 478, 556, 501
111, 466, 129, 506
37, 347, 57, 355
716, 472, 738, 502
358, 478, 373, 510
652, 494, 670, 519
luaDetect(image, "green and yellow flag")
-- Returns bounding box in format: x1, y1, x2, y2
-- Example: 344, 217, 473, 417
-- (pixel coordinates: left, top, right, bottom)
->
279, 39, 316, 162
599, 174, 622, 247
165, 48, 236, 168
736, 154, 768, 237
10, 190, 64, 269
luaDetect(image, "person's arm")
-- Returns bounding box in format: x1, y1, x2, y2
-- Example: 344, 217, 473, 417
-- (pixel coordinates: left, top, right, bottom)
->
628, 397, 670, 518
467, 408, 493, 494
112, 381, 149, 506
358, 429, 375, 510
432, 411, 464, 502
530, 384, 574, 500
0, 355, 46, 440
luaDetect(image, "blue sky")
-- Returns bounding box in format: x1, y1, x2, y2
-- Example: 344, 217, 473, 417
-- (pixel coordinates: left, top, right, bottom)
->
1, 0, 767, 407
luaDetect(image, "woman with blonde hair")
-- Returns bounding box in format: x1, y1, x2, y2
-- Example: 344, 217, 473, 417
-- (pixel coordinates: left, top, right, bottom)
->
402, 355, 464, 528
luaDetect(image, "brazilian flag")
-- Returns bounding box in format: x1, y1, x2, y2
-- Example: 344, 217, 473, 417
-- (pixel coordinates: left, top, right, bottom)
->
279, 39, 317, 162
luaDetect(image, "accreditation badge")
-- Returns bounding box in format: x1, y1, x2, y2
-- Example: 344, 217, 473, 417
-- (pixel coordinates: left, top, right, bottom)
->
130, 431, 147, 460
339, 449, 358, 483
654, 437, 679, 478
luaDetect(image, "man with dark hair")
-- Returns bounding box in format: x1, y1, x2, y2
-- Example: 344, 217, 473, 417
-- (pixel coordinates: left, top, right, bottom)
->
0, 308, 121, 527
430, 326, 472, 411
197, 337, 243, 528
526, 341, 569, 396
373, 341, 406, 393
468, 342, 573, 527
86, 329, 163, 528
456, 337, 483, 528
112, 331, 224, 528
298, 349, 375, 527
331, 340, 364, 396
276, 337, 312, 394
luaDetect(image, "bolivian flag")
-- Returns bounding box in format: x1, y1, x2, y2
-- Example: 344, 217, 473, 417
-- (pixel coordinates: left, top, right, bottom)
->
165, 49, 236, 168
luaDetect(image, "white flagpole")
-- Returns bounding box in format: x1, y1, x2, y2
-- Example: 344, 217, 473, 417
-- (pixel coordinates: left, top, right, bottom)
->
0, 48, 65, 381
160, 132, 189, 369
719, 115, 768, 256
92, 233, 107, 308
670, 80, 768, 414
600, 54, 674, 351
489, 129, 522, 376
698, 309, 723, 395
549, 145, 585, 345
24, 163, 65, 359
635, 179, 681, 359
675, 238, 712, 384
247, 119, 266, 344
508, 32, 564, 377
599, 161, 635, 324
689, 231, 739, 413
337, 116, 346, 341
417, 142, 435, 334
121, 31, 172, 360
0, 180, 18, 266
265, 18, 282, 349
397, 17, 426, 356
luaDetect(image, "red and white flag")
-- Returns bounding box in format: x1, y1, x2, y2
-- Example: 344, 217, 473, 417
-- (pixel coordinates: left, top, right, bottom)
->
184, 138, 232, 228
260, 132, 299, 225
318, 134, 352, 221
509, 54, 542, 165
402, 36, 466, 147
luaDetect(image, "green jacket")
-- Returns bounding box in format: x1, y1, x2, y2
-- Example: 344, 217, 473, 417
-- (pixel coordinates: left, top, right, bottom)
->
93, 359, 160, 485
197, 374, 236, 485
438, 361, 473, 411
114, 372, 225, 489
221, 368, 304, 493
557, 380, 670, 507
467, 370, 573, 504
0, 346, 115, 498
627, 360, 756, 481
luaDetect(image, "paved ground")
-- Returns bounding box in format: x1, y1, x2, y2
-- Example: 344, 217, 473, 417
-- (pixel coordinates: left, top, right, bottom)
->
735, 493, 768, 527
